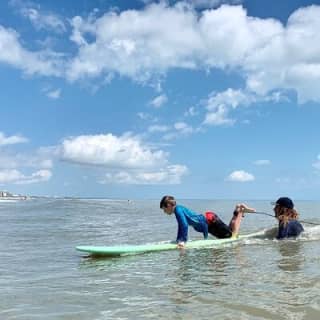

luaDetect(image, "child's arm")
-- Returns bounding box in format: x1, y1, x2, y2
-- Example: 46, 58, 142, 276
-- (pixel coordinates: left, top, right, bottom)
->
174, 206, 188, 245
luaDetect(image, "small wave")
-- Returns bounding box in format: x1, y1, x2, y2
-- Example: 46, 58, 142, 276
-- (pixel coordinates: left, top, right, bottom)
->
242, 225, 320, 246
300, 225, 320, 241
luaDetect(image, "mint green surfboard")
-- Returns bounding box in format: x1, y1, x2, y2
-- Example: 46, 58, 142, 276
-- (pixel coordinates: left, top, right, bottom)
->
76, 232, 259, 257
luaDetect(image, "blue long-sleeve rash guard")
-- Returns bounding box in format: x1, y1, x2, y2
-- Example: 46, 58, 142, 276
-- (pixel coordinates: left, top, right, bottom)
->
174, 205, 208, 243
277, 220, 304, 239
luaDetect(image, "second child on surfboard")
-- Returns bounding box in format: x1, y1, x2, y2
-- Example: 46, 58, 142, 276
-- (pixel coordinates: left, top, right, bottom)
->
160, 195, 256, 248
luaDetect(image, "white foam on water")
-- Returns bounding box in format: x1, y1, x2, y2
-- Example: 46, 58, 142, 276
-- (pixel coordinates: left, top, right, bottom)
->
300, 224, 320, 241
241, 224, 320, 247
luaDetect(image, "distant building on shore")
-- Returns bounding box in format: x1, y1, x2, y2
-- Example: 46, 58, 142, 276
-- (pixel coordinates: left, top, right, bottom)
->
0, 190, 27, 200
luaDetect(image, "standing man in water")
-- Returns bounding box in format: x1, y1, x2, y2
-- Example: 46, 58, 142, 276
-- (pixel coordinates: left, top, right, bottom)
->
272, 197, 304, 239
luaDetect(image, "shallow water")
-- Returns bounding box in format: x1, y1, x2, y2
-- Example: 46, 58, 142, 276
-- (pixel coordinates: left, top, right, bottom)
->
0, 199, 319, 320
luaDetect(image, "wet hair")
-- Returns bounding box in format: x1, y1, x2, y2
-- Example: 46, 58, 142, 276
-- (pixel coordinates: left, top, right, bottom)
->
160, 195, 176, 209
275, 205, 299, 225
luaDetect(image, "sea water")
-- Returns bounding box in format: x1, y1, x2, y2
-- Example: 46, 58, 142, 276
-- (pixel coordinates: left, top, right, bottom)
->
0, 198, 319, 320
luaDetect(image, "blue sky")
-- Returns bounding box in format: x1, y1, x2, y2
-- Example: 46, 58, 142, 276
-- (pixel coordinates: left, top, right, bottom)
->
1, 0, 320, 199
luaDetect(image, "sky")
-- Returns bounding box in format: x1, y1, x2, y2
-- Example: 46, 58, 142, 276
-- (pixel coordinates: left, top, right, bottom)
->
1, 0, 320, 200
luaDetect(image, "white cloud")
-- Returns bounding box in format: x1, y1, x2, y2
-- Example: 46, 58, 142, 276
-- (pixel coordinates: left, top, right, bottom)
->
275, 177, 291, 184
67, 3, 203, 81
253, 159, 271, 166
174, 122, 194, 135
0, 142, 55, 170
0, 169, 52, 185
0, 25, 62, 76
10, 0, 66, 33
137, 112, 159, 123
60, 133, 168, 169
208, 88, 253, 109
0, 169, 24, 184
66, 3, 320, 103
100, 164, 188, 185
0, 146, 54, 186
60, 133, 188, 185
184, 106, 198, 117
138, 112, 151, 121
1, 3, 320, 104
150, 94, 168, 108
0, 132, 28, 146
46, 88, 61, 99
312, 155, 320, 170
185, 0, 242, 9
203, 88, 250, 126
0, 152, 53, 170
202, 88, 288, 126
203, 104, 235, 126
226, 170, 255, 182
0, 143, 54, 185
244, 5, 320, 103
148, 125, 170, 133
22, 8, 66, 33
162, 121, 198, 140
140, 1, 242, 9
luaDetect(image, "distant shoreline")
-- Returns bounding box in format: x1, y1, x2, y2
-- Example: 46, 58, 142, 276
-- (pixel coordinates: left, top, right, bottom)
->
0, 196, 28, 201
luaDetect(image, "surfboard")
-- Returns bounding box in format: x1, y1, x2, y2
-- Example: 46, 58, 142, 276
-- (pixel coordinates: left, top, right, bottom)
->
76, 232, 260, 257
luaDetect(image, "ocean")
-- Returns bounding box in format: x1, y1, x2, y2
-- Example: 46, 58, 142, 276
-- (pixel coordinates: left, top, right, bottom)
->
0, 198, 320, 320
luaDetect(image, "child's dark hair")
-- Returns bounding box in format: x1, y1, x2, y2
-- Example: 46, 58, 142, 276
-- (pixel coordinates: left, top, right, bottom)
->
160, 195, 176, 209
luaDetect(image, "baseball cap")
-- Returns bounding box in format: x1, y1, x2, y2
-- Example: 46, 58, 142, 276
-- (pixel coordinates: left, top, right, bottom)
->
271, 197, 294, 209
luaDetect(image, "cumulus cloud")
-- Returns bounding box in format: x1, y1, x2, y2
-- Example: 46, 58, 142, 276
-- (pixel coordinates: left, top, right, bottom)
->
226, 170, 255, 182
66, 3, 320, 103
23, 8, 66, 33
253, 159, 271, 166
46, 88, 61, 99
67, 3, 203, 81
203, 104, 235, 126
141, 1, 242, 9
24, 9, 65, 33
1, 3, 320, 104
148, 125, 170, 133
275, 177, 291, 184
137, 112, 158, 122
174, 122, 195, 135
162, 121, 198, 140
0, 169, 52, 185
0, 152, 53, 170
203, 88, 245, 126
100, 164, 188, 184
10, 0, 66, 33
59, 133, 188, 184
203, 88, 288, 126
150, 94, 168, 108
312, 155, 320, 170
184, 106, 198, 117
207, 88, 253, 110
185, 0, 242, 9
0, 144, 54, 186
60, 133, 168, 169
0, 132, 28, 146
0, 25, 62, 76
67, 3, 266, 79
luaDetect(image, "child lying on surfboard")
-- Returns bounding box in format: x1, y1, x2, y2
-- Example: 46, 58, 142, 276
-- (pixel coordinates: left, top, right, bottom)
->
160, 195, 256, 248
